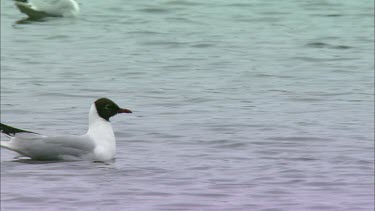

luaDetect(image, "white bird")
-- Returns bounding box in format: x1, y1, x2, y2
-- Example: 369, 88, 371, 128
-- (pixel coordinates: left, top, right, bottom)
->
0, 98, 132, 161
13, 0, 80, 19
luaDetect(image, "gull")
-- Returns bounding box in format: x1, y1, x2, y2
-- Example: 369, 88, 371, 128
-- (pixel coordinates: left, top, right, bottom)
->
13, 0, 80, 19
0, 98, 132, 161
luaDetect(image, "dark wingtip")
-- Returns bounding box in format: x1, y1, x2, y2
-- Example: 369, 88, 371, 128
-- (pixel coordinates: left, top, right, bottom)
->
0, 123, 37, 136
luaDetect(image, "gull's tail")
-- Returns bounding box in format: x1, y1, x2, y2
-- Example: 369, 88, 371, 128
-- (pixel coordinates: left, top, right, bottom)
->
1, 123, 41, 157
14, 1, 53, 19
0, 123, 37, 137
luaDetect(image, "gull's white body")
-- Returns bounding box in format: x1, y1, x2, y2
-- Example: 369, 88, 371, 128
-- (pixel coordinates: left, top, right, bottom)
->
15, 0, 79, 18
0, 104, 116, 161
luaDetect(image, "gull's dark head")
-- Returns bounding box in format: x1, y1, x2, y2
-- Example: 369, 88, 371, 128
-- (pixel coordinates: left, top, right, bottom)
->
94, 98, 132, 121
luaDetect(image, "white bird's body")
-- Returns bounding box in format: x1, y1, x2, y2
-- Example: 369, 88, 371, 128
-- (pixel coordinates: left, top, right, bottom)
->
14, 0, 79, 19
1, 98, 132, 162
86, 104, 117, 161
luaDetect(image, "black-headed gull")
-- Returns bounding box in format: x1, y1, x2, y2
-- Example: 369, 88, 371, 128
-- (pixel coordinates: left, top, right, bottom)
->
14, 0, 80, 19
0, 98, 132, 161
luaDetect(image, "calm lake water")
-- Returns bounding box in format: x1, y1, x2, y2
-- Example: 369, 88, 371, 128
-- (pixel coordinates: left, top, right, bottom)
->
1, 0, 374, 210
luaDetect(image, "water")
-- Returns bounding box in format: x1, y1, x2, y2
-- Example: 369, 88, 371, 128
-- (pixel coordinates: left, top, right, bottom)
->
1, 0, 374, 210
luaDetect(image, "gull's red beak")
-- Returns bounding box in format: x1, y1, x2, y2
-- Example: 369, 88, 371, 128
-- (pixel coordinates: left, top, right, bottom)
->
118, 108, 132, 114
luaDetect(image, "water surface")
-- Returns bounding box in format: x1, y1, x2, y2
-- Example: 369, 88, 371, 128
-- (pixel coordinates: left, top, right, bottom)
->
1, 0, 374, 210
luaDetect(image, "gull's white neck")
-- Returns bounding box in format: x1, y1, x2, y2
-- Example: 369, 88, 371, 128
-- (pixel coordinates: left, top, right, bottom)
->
87, 104, 116, 160
88, 104, 106, 127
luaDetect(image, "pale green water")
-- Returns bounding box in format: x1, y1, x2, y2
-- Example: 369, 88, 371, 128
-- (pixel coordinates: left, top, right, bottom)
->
1, 0, 374, 210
